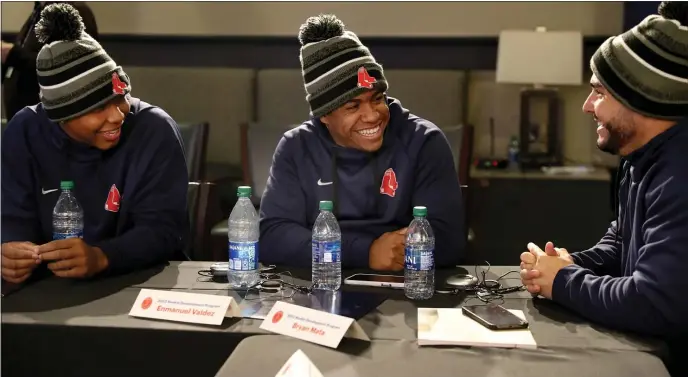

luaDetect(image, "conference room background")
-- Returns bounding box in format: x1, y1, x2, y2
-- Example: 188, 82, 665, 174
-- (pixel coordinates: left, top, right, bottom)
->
1, 1, 659, 165
0, 1, 662, 262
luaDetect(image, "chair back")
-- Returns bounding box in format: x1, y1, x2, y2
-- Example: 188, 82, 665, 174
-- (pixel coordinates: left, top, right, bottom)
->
177, 122, 209, 182
240, 122, 296, 204
442, 125, 474, 186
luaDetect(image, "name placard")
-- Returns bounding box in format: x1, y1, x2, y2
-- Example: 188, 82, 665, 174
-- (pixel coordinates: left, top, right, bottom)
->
260, 301, 369, 348
274, 349, 323, 377
129, 288, 241, 326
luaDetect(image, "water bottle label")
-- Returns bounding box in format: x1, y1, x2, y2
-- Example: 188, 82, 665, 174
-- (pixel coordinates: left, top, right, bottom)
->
312, 240, 341, 263
53, 231, 83, 240
404, 247, 435, 271
228, 241, 259, 271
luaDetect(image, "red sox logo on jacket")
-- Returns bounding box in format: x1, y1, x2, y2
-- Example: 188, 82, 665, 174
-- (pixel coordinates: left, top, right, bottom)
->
105, 184, 121, 212
380, 168, 398, 197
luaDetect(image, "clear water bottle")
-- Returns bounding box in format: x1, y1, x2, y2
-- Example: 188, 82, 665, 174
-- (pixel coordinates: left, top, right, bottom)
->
507, 135, 520, 170
404, 206, 435, 300
52, 181, 84, 240
312, 200, 342, 291
227, 186, 260, 288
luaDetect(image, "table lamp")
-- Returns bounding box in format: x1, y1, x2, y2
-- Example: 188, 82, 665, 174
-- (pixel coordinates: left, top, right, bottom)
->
496, 27, 583, 169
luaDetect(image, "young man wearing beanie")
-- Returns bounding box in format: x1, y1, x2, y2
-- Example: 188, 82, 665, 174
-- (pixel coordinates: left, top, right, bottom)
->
519, 2, 688, 371
259, 14, 464, 270
1, 4, 188, 284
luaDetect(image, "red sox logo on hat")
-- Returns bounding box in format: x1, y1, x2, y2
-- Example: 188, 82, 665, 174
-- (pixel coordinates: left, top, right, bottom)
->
105, 184, 121, 212
357, 67, 377, 89
380, 168, 398, 197
112, 72, 127, 95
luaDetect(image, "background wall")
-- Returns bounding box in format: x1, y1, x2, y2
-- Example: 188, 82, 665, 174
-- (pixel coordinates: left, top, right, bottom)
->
1, 1, 628, 167
2, 2, 624, 36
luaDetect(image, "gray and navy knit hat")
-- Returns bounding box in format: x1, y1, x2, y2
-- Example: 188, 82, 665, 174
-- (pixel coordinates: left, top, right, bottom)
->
298, 14, 388, 118
591, 1, 688, 120
35, 3, 131, 122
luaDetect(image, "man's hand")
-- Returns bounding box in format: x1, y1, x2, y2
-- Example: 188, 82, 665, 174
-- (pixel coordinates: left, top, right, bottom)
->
37, 238, 109, 278
520, 242, 573, 299
369, 228, 407, 271
1, 242, 40, 283
1, 41, 14, 63
520, 241, 572, 270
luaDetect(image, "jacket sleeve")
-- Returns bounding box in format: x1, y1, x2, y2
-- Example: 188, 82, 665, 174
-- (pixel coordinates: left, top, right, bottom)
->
1, 112, 43, 244
552, 175, 688, 336
570, 221, 622, 276
259, 135, 374, 268
412, 130, 464, 267
93, 109, 188, 273
5, 3, 99, 72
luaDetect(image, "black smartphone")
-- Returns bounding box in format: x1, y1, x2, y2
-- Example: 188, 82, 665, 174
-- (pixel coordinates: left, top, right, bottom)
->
462, 304, 529, 330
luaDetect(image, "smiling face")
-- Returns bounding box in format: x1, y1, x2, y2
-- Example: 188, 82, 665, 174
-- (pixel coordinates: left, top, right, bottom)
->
582, 74, 639, 156
61, 96, 130, 150
319, 90, 390, 152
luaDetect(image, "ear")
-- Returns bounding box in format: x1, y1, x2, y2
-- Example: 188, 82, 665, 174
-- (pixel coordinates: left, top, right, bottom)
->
319, 115, 329, 125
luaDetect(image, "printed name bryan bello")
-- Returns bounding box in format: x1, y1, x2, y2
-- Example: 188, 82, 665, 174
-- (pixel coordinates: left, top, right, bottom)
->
292, 321, 326, 336
157, 305, 215, 317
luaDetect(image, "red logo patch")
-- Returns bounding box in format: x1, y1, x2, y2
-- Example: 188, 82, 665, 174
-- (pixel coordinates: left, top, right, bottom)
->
357, 66, 377, 89
112, 72, 127, 95
272, 310, 284, 323
104, 184, 121, 212
141, 297, 152, 310
380, 168, 398, 197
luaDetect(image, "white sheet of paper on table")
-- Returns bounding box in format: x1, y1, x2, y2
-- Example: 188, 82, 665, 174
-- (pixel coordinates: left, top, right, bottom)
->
417, 307, 537, 349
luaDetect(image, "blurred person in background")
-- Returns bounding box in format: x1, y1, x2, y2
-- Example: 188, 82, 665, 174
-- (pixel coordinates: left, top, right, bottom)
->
2, 1, 98, 121
519, 2, 688, 375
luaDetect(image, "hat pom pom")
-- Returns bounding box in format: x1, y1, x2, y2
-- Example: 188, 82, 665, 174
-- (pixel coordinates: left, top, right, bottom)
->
35, 3, 85, 44
658, 1, 688, 25
298, 14, 345, 46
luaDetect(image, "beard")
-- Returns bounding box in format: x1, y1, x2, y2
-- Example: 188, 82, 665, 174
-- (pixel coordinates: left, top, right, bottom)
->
596, 114, 635, 155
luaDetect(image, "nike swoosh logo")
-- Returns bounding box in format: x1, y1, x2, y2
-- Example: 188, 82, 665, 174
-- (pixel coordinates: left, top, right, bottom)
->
317, 179, 332, 186
42, 188, 58, 195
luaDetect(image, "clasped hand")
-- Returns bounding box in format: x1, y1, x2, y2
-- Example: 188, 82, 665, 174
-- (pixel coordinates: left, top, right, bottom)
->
519, 241, 573, 299
1, 238, 108, 282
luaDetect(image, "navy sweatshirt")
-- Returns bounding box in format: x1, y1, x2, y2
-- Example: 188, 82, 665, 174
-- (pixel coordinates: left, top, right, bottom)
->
1, 97, 189, 274
552, 119, 688, 337
259, 97, 464, 268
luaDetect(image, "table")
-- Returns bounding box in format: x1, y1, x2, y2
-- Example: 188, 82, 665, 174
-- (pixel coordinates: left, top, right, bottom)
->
1, 262, 669, 377
216, 335, 670, 377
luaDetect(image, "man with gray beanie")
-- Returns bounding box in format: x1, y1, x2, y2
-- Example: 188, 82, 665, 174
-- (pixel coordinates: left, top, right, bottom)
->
1, 3, 188, 284
519, 2, 688, 373
259, 14, 464, 271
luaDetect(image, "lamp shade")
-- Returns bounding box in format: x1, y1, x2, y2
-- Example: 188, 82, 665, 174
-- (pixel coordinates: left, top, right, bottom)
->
496, 29, 583, 85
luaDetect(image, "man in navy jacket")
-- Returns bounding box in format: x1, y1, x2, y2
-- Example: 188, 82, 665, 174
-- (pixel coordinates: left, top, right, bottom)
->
1, 4, 188, 283
520, 3, 688, 372
258, 14, 464, 270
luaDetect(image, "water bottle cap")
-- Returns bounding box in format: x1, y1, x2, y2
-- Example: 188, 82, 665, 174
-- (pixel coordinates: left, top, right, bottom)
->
60, 181, 74, 190
319, 200, 333, 211
413, 206, 427, 217
237, 186, 252, 197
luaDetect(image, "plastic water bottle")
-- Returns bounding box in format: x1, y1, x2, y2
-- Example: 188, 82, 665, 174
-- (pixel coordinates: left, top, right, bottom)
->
52, 181, 84, 240
312, 200, 342, 291
507, 135, 520, 170
404, 206, 435, 300
227, 186, 260, 288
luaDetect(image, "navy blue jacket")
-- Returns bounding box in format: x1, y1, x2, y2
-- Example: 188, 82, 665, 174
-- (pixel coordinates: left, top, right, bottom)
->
259, 97, 464, 268
553, 119, 688, 337
1, 97, 189, 274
